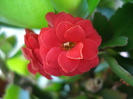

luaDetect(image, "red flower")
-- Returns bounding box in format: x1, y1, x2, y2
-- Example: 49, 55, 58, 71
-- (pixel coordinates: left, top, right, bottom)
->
22, 12, 102, 78
22, 29, 52, 79
38, 12, 102, 76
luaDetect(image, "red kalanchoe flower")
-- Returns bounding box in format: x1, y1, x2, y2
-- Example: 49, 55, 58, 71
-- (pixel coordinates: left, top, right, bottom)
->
21, 29, 52, 79
38, 12, 102, 76
22, 12, 102, 78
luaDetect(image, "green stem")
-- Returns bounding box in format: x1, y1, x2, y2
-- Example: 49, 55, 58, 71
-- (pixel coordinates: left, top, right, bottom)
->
103, 56, 133, 86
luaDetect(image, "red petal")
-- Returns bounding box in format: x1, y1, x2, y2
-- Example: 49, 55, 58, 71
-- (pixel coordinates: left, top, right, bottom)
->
89, 29, 102, 46
21, 47, 33, 60
46, 47, 62, 68
39, 66, 52, 79
28, 63, 38, 75
43, 61, 62, 76
77, 59, 94, 72
91, 56, 99, 68
58, 52, 80, 73
74, 17, 83, 24
33, 49, 42, 62
64, 25, 85, 43
40, 28, 61, 49
60, 68, 82, 76
45, 12, 56, 27
82, 39, 98, 60
54, 13, 74, 26
66, 42, 83, 59
40, 45, 49, 60
76, 20, 93, 37
56, 21, 73, 42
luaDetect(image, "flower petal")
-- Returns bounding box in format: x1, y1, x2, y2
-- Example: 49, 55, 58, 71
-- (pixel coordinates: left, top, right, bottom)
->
28, 63, 38, 75
43, 61, 62, 76
40, 28, 61, 49
64, 25, 85, 43
21, 47, 33, 60
46, 47, 62, 68
58, 52, 80, 73
56, 21, 73, 42
33, 48, 42, 62
54, 12, 74, 26
76, 20, 93, 37
82, 39, 98, 60
89, 29, 102, 46
39, 66, 52, 79
60, 68, 82, 76
77, 59, 94, 72
66, 42, 83, 59
40, 45, 49, 60
45, 12, 56, 27
74, 17, 83, 24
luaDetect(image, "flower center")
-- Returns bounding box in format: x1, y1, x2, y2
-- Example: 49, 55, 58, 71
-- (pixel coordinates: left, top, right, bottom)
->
63, 42, 75, 51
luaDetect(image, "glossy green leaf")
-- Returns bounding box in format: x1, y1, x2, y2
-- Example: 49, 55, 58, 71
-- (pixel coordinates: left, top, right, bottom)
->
110, 3, 133, 50
87, 0, 100, 14
104, 56, 133, 86
50, 0, 89, 18
3, 84, 30, 99
100, 89, 127, 99
6, 55, 29, 76
0, 0, 54, 28
100, 36, 128, 49
114, 55, 133, 75
93, 12, 114, 43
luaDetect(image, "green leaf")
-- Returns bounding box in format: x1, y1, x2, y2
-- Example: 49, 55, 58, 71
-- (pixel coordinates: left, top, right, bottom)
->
121, 0, 133, 3
6, 55, 29, 76
3, 84, 30, 99
45, 83, 63, 92
93, 12, 114, 43
87, 0, 100, 15
100, 89, 127, 99
104, 56, 133, 86
50, 0, 89, 18
0, 32, 6, 44
100, 36, 128, 49
74, 95, 88, 99
98, 0, 115, 9
110, 3, 133, 50
0, 41, 12, 54
6, 36, 17, 48
114, 55, 133, 75
0, 0, 54, 28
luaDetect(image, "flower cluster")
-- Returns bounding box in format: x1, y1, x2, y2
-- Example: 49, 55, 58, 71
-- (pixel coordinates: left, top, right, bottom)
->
22, 12, 102, 79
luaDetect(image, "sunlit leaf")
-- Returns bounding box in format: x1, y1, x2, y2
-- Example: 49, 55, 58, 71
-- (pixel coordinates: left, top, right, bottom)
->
6, 55, 29, 76
87, 0, 100, 14
50, 0, 89, 18
3, 84, 30, 99
0, 0, 54, 28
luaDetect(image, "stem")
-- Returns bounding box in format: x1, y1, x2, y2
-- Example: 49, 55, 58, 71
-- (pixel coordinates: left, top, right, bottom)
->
103, 56, 133, 86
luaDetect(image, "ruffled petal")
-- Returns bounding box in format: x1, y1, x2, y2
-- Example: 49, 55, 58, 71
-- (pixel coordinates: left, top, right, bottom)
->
45, 12, 56, 27
46, 47, 62, 68
58, 52, 80, 73
82, 39, 98, 60
40, 45, 49, 60
64, 25, 85, 43
56, 21, 73, 42
40, 28, 61, 49
77, 59, 94, 72
33, 48, 42, 62
89, 29, 102, 46
91, 56, 99, 68
28, 63, 38, 75
66, 42, 83, 59
54, 12, 74, 26
21, 47, 33, 60
76, 20, 93, 37
43, 61, 62, 76
39, 66, 52, 79
74, 17, 83, 24
60, 68, 82, 76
